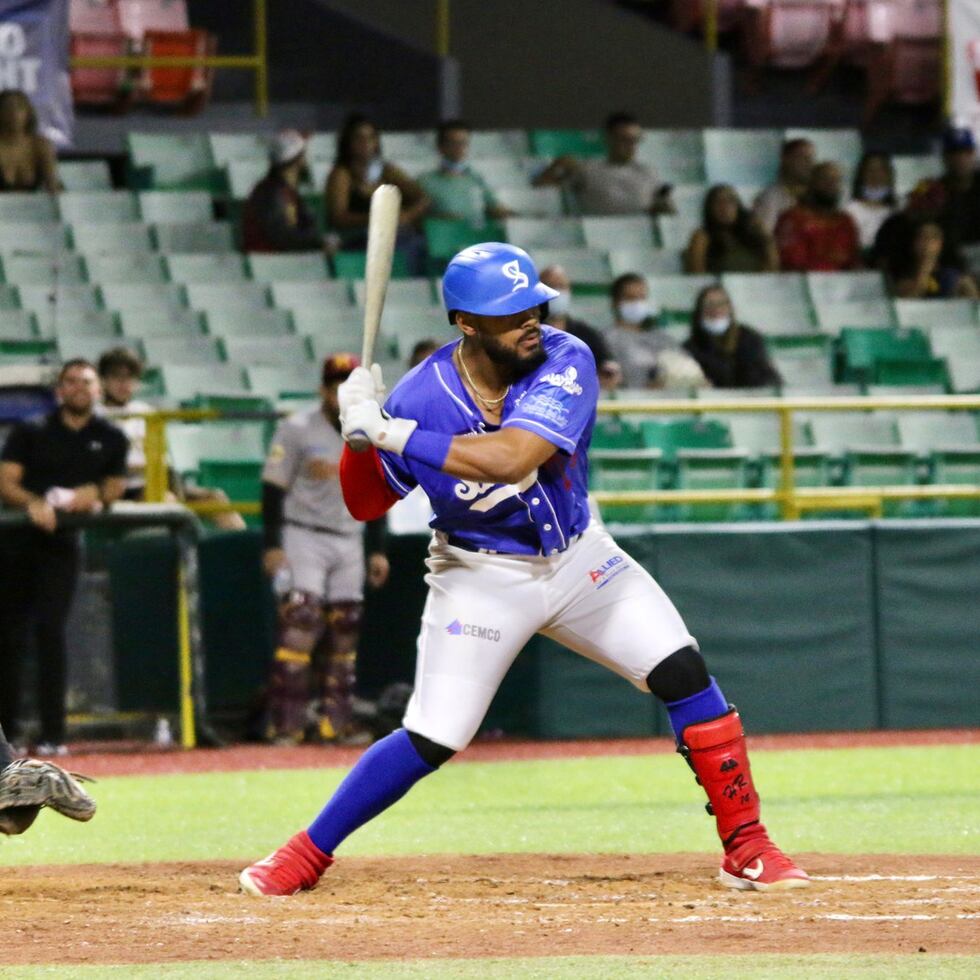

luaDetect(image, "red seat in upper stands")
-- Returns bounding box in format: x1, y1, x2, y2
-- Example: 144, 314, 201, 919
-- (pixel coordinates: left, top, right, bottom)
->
69, 0, 130, 107
743, 0, 840, 70
116, 0, 189, 39
139, 28, 215, 114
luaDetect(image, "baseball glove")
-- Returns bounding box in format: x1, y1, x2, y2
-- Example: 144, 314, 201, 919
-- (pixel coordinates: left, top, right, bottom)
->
0, 759, 97, 835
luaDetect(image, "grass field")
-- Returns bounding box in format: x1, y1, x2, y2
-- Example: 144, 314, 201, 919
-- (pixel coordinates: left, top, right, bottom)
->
2, 739, 978, 977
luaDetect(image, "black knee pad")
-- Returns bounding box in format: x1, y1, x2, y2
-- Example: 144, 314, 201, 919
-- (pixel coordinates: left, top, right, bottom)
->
646, 645, 710, 702
407, 729, 456, 769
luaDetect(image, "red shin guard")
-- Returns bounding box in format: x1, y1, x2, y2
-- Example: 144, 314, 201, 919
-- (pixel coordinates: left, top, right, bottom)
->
680, 708, 765, 851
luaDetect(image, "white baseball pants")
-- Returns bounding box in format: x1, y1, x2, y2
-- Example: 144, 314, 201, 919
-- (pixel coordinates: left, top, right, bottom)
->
403, 521, 697, 751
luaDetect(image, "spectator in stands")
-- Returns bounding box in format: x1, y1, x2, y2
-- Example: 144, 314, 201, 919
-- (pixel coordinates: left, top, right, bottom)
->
539, 264, 621, 392
97, 347, 246, 531
243, 131, 332, 254
907, 126, 980, 253
408, 339, 440, 368
0, 360, 128, 755
533, 112, 674, 216
752, 138, 816, 234
775, 162, 861, 272
418, 120, 512, 226
683, 285, 782, 389
684, 184, 777, 274
324, 114, 430, 273
606, 273, 706, 390
885, 217, 979, 300
0, 90, 58, 194
845, 152, 899, 252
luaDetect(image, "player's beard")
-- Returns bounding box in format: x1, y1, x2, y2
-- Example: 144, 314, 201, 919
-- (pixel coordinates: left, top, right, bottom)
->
475, 327, 547, 382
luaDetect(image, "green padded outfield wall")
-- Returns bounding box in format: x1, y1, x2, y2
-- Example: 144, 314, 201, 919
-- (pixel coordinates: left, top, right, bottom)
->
107, 522, 980, 735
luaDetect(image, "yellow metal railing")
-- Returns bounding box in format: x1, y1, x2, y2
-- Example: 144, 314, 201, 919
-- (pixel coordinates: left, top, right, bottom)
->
594, 395, 980, 520
137, 395, 980, 522
70, 0, 269, 116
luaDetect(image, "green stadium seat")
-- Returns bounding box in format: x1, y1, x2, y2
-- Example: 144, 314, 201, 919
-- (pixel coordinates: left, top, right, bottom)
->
71, 222, 154, 254
896, 298, 979, 329
205, 308, 293, 337
1, 253, 86, 284
352, 278, 435, 310
727, 414, 829, 490
654, 215, 696, 250
892, 154, 941, 196
774, 354, 834, 390
208, 133, 271, 167
376, 310, 449, 358
224, 159, 268, 200
806, 271, 887, 303
138, 191, 213, 224
582, 216, 656, 250
636, 130, 706, 184
0, 284, 19, 309
197, 459, 264, 508
471, 158, 531, 190
469, 130, 529, 159
270, 280, 353, 311
247, 253, 329, 282
58, 334, 140, 365
813, 298, 895, 334
49, 310, 119, 340
153, 222, 234, 254
0, 193, 58, 222
837, 326, 931, 384
332, 248, 411, 280
307, 332, 390, 365
85, 253, 168, 284
721, 272, 816, 335
17, 284, 101, 316
532, 247, 610, 286
165, 253, 248, 283
422, 219, 504, 263
608, 247, 684, 277
305, 131, 336, 162
100, 282, 187, 316
785, 128, 862, 171
185, 281, 270, 313
161, 364, 247, 401
703, 129, 783, 186
530, 129, 605, 159
0, 310, 38, 340
926, 325, 980, 362
864, 384, 944, 397
556, 295, 610, 326
59, 191, 139, 224
899, 412, 980, 516
58, 160, 112, 191
290, 309, 367, 352
116, 310, 203, 338
245, 364, 318, 399
873, 358, 948, 387
383, 131, 437, 161
0, 223, 69, 253
646, 274, 716, 323
492, 186, 563, 218
504, 217, 585, 249
127, 133, 220, 191
670, 184, 709, 228
143, 335, 224, 367
222, 334, 311, 366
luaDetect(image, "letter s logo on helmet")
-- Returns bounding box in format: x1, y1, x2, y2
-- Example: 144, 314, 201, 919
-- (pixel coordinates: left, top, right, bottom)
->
442, 242, 558, 319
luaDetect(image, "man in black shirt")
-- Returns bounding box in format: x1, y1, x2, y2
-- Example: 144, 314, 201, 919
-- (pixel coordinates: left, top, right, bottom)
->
0, 359, 128, 755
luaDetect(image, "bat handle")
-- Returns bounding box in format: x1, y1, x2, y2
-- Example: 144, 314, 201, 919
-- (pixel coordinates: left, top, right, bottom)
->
347, 432, 372, 453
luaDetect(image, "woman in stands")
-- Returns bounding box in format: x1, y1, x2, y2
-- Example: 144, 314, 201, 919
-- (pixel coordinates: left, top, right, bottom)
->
683, 284, 782, 390
886, 217, 979, 299
684, 184, 777, 275
324, 114, 430, 273
0, 90, 59, 194
845, 152, 898, 253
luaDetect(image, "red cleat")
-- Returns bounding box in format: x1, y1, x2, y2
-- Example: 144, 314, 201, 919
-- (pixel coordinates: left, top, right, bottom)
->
720, 830, 810, 892
239, 831, 333, 896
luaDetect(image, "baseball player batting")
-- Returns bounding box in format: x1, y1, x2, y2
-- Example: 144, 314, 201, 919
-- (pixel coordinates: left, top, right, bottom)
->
0, 722, 96, 835
240, 242, 809, 896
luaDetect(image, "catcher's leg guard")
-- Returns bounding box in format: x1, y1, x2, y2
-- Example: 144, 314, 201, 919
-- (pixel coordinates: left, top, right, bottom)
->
267, 591, 325, 743
312, 601, 362, 742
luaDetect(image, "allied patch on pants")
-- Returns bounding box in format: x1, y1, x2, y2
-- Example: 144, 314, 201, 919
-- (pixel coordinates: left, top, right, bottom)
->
588, 556, 630, 590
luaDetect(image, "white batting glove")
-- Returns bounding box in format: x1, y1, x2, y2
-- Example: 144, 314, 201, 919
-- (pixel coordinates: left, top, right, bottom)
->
341, 399, 417, 455
338, 364, 386, 417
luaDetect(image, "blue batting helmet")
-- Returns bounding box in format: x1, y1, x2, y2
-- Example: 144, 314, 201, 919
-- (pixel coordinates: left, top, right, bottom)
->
441, 242, 558, 318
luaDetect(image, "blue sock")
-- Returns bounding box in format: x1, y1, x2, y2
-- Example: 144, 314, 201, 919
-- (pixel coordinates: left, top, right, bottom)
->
307, 728, 435, 855
665, 676, 729, 744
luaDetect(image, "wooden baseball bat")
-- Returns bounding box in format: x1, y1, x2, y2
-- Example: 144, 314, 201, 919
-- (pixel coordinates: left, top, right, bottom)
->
347, 183, 402, 452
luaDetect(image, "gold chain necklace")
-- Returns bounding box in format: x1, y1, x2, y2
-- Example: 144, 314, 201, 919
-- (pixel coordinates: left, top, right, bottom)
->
455, 342, 510, 408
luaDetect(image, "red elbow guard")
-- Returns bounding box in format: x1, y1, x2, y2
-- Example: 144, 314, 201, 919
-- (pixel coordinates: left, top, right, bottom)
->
340, 444, 400, 520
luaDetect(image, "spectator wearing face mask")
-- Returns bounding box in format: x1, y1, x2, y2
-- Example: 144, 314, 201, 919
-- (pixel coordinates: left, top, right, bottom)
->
775, 162, 861, 272
683, 286, 782, 389
418, 120, 512, 226
606, 273, 706, 390
845, 152, 898, 251
538, 264, 621, 392
753, 138, 816, 234
325, 113, 431, 271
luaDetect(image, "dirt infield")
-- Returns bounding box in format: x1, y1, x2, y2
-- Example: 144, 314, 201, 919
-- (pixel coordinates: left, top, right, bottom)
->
2, 853, 977, 964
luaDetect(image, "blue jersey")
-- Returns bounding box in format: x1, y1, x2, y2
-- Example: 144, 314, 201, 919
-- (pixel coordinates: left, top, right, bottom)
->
378, 326, 598, 556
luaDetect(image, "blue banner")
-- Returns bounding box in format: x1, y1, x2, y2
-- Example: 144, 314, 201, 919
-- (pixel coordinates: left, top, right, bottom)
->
0, 0, 73, 147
